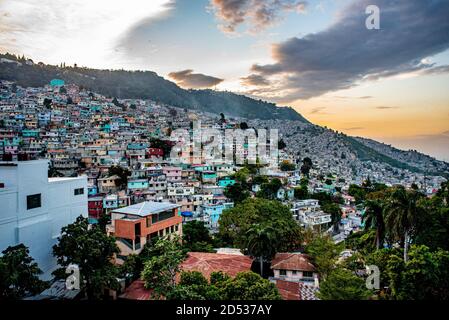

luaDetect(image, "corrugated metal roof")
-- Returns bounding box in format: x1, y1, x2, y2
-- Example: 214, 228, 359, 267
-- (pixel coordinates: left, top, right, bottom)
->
112, 201, 180, 217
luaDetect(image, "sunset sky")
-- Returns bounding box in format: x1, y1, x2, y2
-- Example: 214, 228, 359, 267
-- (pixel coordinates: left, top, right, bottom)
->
1, 0, 448, 160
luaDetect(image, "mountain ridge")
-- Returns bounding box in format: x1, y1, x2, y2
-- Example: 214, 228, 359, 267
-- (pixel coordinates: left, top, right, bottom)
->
0, 53, 307, 122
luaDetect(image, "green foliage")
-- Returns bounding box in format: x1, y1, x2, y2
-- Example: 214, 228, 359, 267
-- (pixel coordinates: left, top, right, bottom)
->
384, 186, 424, 261
107, 165, 131, 189
321, 202, 342, 233
305, 236, 342, 279
218, 198, 302, 255
0, 244, 48, 299
278, 139, 287, 150
257, 178, 282, 200
317, 267, 372, 300
385, 245, 449, 300
280, 160, 296, 172
300, 157, 313, 176
294, 186, 309, 200
119, 254, 142, 281
183, 221, 216, 253
168, 271, 281, 300
52, 216, 119, 300
141, 236, 186, 298
224, 183, 250, 204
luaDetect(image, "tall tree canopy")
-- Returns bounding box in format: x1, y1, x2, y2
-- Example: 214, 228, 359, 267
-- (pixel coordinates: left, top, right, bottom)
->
0, 244, 48, 300
218, 198, 302, 257
52, 216, 119, 300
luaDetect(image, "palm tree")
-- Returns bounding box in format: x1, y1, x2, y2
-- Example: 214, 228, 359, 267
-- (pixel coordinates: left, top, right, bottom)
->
245, 224, 278, 277
384, 187, 423, 262
362, 199, 385, 250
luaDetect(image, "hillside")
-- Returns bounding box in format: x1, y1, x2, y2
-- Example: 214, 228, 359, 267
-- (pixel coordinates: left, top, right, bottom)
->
0, 53, 307, 122
252, 119, 449, 179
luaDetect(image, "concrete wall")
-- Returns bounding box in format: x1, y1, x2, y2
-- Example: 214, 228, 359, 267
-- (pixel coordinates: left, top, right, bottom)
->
0, 160, 87, 280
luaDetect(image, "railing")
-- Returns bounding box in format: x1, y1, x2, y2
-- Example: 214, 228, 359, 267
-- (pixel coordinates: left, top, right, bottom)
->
118, 238, 134, 250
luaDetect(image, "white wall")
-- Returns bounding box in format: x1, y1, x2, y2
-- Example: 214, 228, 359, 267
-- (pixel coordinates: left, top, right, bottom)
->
0, 160, 88, 280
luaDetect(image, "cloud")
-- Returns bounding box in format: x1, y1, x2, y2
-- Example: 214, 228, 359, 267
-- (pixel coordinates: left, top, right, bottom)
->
168, 69, 224, 89
240, 74, 271, 86
375, 106, 399, 110
0, 0, 174, 68
246, 0, 449, 102
309, 106, 328, 115
210, 0, 307, 34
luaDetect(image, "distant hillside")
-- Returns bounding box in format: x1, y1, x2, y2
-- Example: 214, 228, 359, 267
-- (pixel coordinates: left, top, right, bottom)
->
355, 136, 449, 176
0, 53, 307, 122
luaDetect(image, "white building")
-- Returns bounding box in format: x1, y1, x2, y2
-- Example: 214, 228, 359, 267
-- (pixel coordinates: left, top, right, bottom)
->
291, 199, 332, 229
0, 160, 87, 280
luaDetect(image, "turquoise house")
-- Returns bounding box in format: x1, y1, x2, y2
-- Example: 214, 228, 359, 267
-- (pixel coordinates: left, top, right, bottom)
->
218, 177, 236, 188
127, 179, 149, 190
50, 79, 65, 87
127, 142, 148, 150
22, 129, 40, 138
88, 185, 98, 196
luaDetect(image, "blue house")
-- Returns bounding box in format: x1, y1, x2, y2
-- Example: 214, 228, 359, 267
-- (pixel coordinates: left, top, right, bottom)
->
127, 179, 149, 190
50, 79, 65, 87
218, 177, 236, 188
202, 202, 234, 229
88, 185, 98, 196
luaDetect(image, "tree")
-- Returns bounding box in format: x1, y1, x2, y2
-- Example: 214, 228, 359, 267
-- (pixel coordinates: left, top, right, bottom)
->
363, 200, 385, 250
141, 236, 186, 298
278, 139, 287, 150
183, 221, 216, 253
167, 271, 281, 300
107, 165, 130, 189
119, 254, 142, 281
294, 186, 309, 200
386, 245, 449, 300
43, 98, 52, 109
245, 224, 278, 276
280, 160, 296, 172
219, 272, 281, 300
218, 198, 302, 255
317, 267, 372, 300
257, 178, 282, 200
305, 236, 341, 279
52, 216, 119, 299
0, 244, 48, 299
300, 157, 313, 176
384, 187, 423, 262
322, 202, 342, 234
224, 183, 250, 204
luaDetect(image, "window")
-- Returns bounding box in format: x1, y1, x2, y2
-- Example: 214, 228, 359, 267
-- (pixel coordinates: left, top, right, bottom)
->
74, 188, 84, 196
27, 194, 41, 210
280, 270, 287, 276
292, 270, 297, 275
303, 271, 314, 278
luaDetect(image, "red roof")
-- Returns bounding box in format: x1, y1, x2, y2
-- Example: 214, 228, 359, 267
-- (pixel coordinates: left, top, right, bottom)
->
274, 279, 319, 300
180, 252, 253, 279
271, 253, 316, 272
119, 280, 154, 300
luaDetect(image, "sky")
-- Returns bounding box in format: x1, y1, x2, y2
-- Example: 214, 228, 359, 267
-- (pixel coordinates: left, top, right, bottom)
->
1, 0, 449, 160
